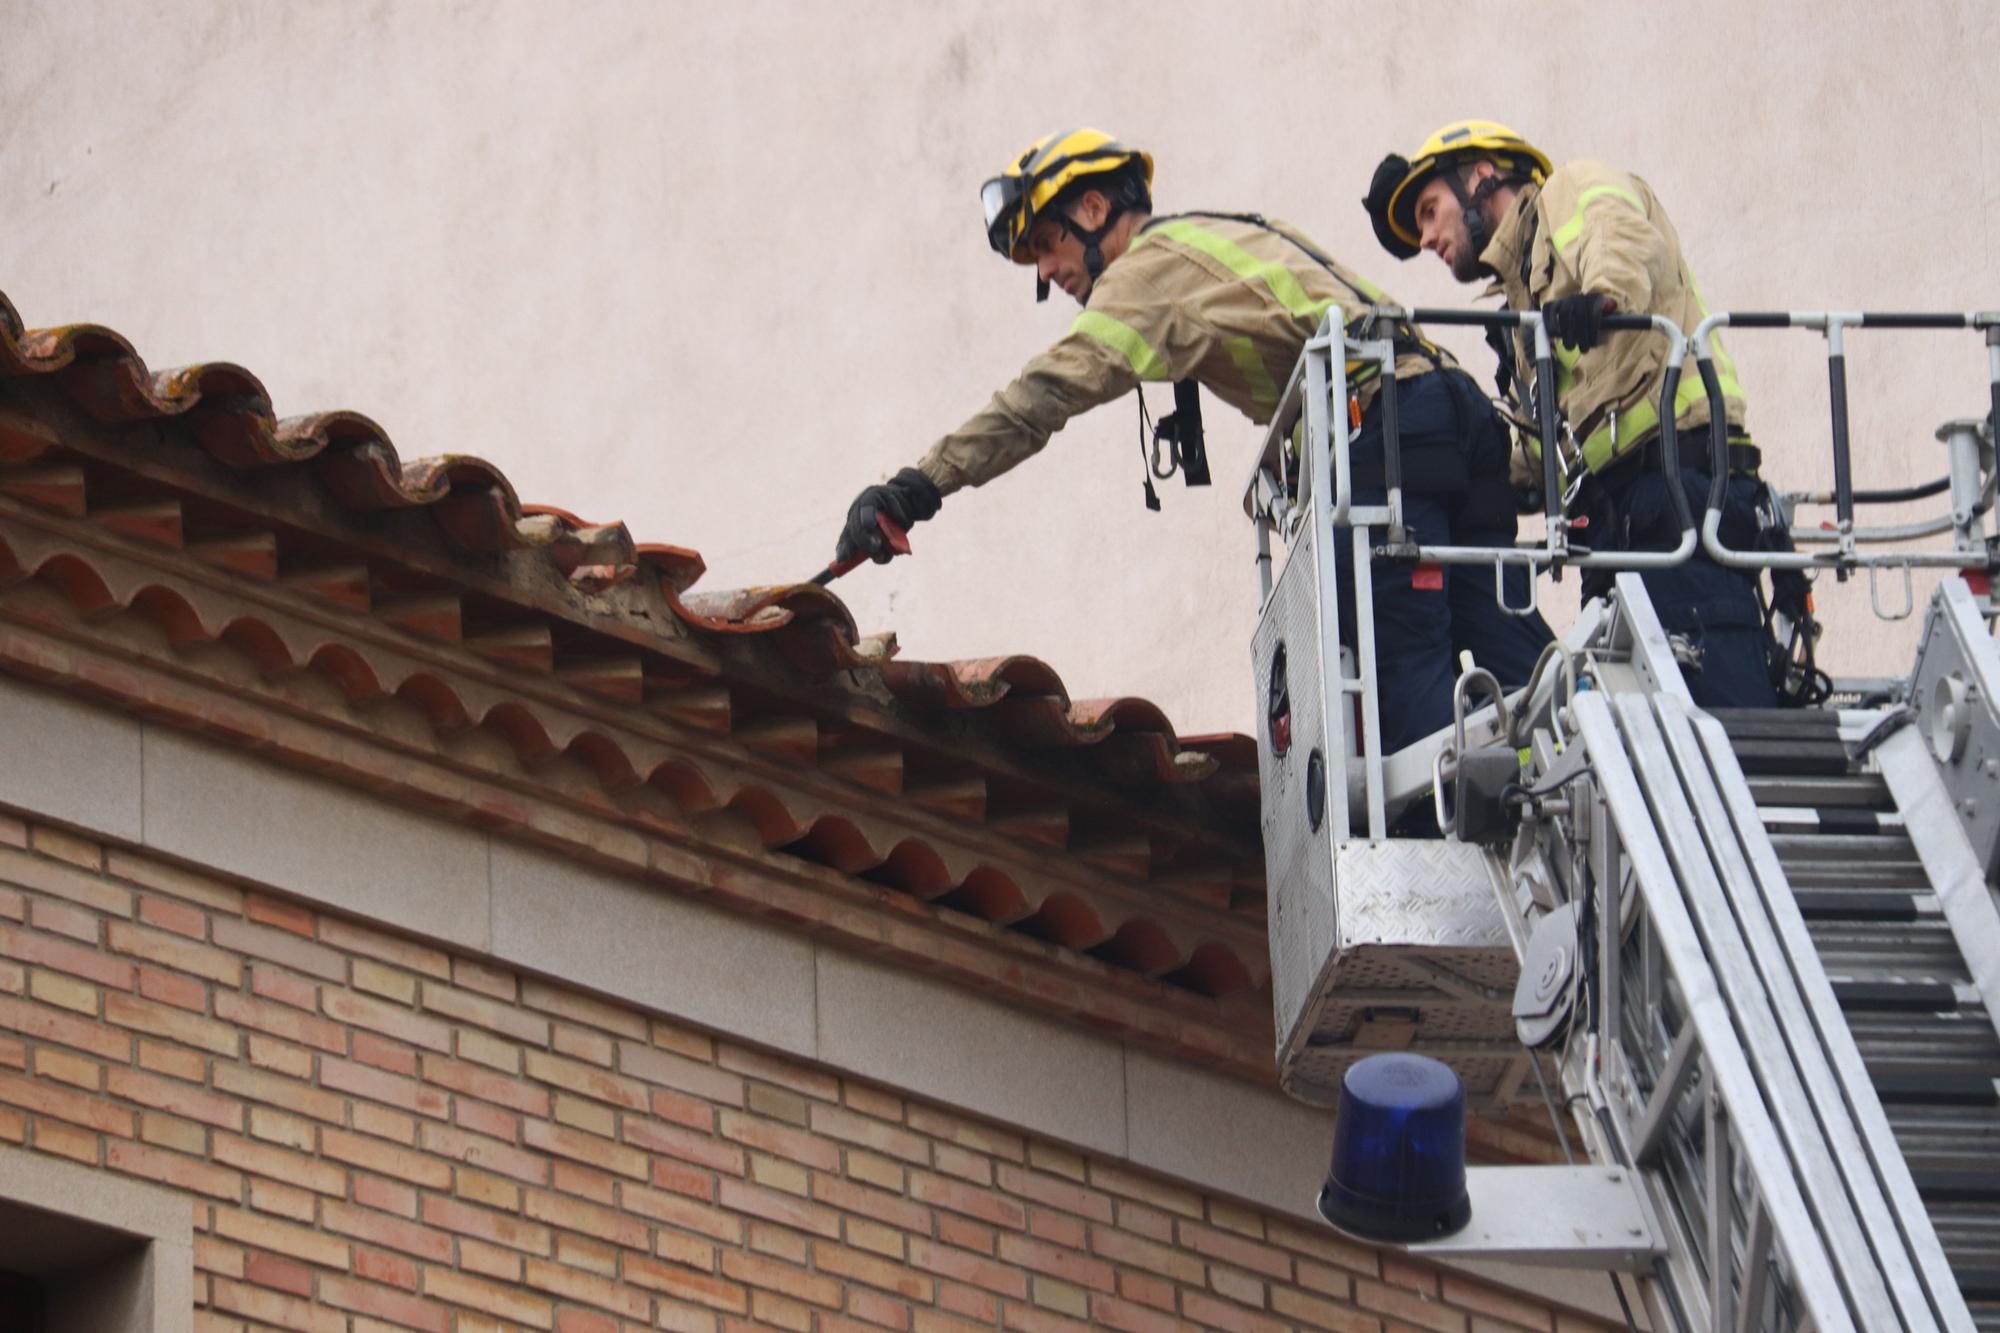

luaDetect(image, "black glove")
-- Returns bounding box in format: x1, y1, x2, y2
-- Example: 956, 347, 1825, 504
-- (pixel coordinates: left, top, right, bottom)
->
836, 467, 942, 564
1541, 292, 1615, 352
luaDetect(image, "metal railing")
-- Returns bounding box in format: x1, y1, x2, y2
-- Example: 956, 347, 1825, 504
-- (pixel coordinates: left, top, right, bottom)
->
1243, 304, 2000, 613
1689, 312, 2000, 615
1244, 307, 1704, 610
1240, 303, 2000, 838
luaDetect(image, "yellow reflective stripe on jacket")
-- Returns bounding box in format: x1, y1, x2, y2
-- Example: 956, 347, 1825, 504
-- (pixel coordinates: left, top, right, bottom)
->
1533, 323, 1747, 472
1576, 359, 1747, 472
1142, 218, 1320, 319
1071, 310, 1170, 381
1553, 340, 1581, 401
1550, 184, 1647, 254
1686, 272, 1747, 416
1225, 336, 1281, 413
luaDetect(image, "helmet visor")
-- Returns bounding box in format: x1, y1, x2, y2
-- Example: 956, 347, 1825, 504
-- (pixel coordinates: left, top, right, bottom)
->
981, 175, 1028, 256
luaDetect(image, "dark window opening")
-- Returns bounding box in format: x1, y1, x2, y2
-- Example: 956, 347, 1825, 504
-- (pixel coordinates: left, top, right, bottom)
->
0, 1270, 47, 1333
0, 1201, 151, 1332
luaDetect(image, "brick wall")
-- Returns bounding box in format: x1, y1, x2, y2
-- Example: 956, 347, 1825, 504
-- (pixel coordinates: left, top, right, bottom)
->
0, 811, 1605, 1333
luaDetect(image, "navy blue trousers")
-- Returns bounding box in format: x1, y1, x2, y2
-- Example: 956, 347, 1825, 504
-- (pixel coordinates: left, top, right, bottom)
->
1334, 370, 1556, 754
1594, 465, 1777, 710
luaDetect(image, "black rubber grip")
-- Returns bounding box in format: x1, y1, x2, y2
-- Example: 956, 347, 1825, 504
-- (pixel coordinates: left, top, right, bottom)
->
1407, 308, 1522, 327
1402, 309, 1658, 332
1534, 351, 1560, 524
1856, 312, 1970, 329
1655, 364, 1694, 536
1378, 369, 1403, 499
1724, 312, 1793, 328
1696, 356, 1731, 523
1828, 353, 1854, 530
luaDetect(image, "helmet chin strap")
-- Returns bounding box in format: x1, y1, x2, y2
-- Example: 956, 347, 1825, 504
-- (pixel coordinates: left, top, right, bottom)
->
1442, 163, 1508, 276
1041, 207, 1121, 302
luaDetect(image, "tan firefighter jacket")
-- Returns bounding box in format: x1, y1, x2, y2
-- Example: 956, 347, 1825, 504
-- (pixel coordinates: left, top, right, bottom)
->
1479, 162, 1749, 477
918, 213, 1441, 496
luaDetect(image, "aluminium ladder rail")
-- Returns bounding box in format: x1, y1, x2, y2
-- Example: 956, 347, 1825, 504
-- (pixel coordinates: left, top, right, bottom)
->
1723, 705, 2000, 1330
1496, 574, 2000, 1331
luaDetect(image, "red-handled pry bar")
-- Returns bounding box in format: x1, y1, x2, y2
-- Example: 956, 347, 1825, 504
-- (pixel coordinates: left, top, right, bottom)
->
810, 514, 910, 586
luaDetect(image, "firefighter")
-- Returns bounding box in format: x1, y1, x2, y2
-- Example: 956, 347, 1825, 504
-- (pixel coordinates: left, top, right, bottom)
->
1365, 121, 1781, 708
833, 128, 1553, 756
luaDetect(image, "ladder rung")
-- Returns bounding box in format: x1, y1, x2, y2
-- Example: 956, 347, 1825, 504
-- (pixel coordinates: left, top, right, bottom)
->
1781, 857, 1923, 879
1746, 773, 1891, 808
1760, 806, 1899, 836
1795, 891, 1923, 923
1773, 832, 1919, 862
1834, 981, 1961, 1013
1913, 1171, 2000, 1204
1710, 707, 1845, 736
1873, 1073, 2000, 1106
1729, 738, 1854, 776
1814, 808, 1892, 835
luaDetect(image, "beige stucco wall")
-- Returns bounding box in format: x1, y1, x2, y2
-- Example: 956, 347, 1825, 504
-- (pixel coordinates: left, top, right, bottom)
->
5, 0, 1996, 732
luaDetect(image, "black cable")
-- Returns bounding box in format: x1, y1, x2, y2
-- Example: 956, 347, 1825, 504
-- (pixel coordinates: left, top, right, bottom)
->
1850, 706, 1914, 759
1499, 764, 1597, 809
1851, 475, 1951, 504
1606, 1271, 1643, 1333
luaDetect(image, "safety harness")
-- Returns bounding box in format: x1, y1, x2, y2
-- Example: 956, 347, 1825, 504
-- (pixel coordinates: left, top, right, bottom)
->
1117, 211, 1518, 534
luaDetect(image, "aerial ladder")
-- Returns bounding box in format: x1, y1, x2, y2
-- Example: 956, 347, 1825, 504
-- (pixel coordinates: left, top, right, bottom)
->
1243, 303, 2000, 1331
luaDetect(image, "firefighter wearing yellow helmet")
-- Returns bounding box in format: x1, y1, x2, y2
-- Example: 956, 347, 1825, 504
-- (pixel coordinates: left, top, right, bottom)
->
1365, 120, 1802, 709
980, 128, 1156, 296
833, 128, 1556, 770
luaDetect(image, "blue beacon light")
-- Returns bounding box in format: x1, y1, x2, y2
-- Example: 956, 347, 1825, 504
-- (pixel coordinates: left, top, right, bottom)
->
1316, 1052, 1472, 1243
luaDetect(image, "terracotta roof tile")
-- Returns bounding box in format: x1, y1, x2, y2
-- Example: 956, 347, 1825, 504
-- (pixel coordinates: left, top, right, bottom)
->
0, 288, 1266, 1009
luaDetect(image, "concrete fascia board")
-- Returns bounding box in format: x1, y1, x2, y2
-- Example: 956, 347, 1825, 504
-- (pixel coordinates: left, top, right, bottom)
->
815, 946, 1129, 1158
0, 671, 142, 844
489, 840, 818, 1058
139, 725, 491, 954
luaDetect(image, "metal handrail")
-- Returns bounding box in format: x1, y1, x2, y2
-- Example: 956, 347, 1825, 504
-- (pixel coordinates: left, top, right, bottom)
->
1238, 305, 2000, 841
1690, 310, 2000, 573
1244, 306, 1703, 604
1246, 305, 2000, 613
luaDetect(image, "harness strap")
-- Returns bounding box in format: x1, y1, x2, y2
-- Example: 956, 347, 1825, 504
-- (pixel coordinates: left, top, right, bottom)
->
1146, 210, 1456, 371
